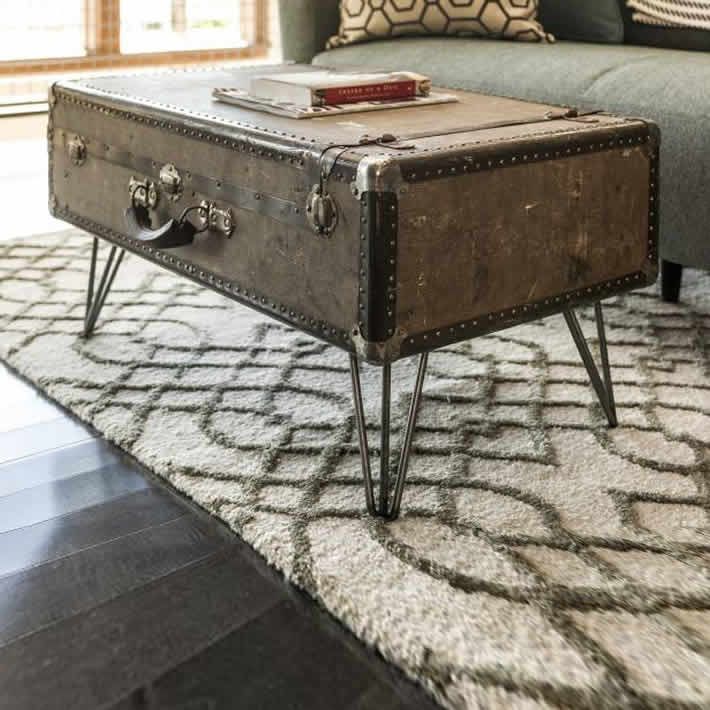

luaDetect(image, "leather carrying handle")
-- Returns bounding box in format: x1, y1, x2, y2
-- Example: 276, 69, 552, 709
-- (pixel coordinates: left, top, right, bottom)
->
124, 204, 196, 248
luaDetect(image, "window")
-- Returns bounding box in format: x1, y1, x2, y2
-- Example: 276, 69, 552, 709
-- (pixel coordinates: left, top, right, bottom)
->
0, 0, 269, 76
0, 1, 85, 62
121, 0, 246, 54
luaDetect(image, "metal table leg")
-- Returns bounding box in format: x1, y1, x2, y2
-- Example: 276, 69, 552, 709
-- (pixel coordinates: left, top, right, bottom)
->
564, 302, 617, 427
349, 353, 429, 520
83, 237, 125, 337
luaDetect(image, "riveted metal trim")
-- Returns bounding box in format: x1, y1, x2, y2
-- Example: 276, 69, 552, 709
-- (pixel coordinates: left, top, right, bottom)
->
645, 120, 661, 279
74, 78, 321, 145
47, 87, 57, 216
51, 205, 353, 350
398, 122, 653, 183
52, 87, 308, 169
398, 270, 651, 359
357, 191, 398, 349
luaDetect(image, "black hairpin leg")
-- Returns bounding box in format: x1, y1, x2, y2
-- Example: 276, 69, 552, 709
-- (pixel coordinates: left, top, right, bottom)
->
564, 303, 617, 427
349, 353, 429, 519
83, 237, 125, 337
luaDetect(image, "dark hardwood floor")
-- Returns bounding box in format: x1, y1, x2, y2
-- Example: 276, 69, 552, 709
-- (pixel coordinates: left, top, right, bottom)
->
0, 362, 439, 710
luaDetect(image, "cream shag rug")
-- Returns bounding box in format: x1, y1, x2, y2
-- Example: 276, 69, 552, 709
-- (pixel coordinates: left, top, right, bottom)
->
2, 232, 710, 709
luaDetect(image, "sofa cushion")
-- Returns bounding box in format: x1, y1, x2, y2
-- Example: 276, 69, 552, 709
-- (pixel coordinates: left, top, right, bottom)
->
540, 0, 624, 43
326, 0, 552, 49
314, 39, 710, 268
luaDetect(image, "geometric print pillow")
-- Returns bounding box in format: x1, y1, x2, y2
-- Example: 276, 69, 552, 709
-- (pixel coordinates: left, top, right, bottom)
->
326, 0, 554, 49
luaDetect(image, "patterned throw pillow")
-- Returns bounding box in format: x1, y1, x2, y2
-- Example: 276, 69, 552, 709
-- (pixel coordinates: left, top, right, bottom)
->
326, 0, 553, 49
627, 0, 710, 30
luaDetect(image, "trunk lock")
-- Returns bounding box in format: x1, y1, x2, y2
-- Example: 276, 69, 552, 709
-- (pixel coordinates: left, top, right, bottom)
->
307, 185, 338, 237
197, 200, 234, 238
159, 163, 183, 200
67, 135, 87, 166
129, 176, 159, 210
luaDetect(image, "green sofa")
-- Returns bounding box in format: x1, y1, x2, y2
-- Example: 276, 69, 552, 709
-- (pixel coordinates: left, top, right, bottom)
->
278, 0, 710, 303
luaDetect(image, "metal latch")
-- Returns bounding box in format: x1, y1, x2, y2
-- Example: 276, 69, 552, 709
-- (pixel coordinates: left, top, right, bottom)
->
306, 185, 338, 237
129, 176, 159, 210
67, 135, 87, 166
197, 200, 234, 238
159, 163, 182, 199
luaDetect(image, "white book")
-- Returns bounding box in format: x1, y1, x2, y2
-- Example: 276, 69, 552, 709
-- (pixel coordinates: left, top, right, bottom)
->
248, 70, 431, 107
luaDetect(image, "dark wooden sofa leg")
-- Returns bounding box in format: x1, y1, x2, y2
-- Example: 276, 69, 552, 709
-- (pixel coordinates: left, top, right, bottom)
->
661, 260, 683, 303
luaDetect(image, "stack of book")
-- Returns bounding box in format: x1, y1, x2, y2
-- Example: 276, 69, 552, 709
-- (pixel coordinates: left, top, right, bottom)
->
213, 69, 457, 119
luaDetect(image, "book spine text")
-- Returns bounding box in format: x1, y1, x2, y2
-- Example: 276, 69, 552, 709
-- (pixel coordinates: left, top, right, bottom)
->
320, 80, 417, 106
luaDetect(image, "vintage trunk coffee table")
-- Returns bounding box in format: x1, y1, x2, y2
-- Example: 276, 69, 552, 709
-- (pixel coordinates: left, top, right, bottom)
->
48, 65, 659, 519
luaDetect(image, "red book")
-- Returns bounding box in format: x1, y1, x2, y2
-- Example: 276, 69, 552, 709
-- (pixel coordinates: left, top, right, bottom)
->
322, 80, 417, 105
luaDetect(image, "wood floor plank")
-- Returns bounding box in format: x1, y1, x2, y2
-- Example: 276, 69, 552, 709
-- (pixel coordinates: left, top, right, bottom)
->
110, 598, 438, 710
0, 487, 187, 579
0, 362, 434, 709
0, 512, 232, 646
0, 394, 63, 434
0, 546, 284, 710
0, 462, 151, 534
0, 438, 121, 498
346, 684, 432, 710
0, 417, 95, 465
0, 365, 40, 407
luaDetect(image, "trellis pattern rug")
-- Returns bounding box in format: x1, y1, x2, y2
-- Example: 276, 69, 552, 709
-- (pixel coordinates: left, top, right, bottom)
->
1, 232, 709, 709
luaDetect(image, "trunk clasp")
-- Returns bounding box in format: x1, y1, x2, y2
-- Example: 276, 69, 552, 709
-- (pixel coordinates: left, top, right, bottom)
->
306, 185, 338, 238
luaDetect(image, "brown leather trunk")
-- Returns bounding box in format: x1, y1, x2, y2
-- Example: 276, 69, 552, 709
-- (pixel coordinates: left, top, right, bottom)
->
48, 65, 658, 364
